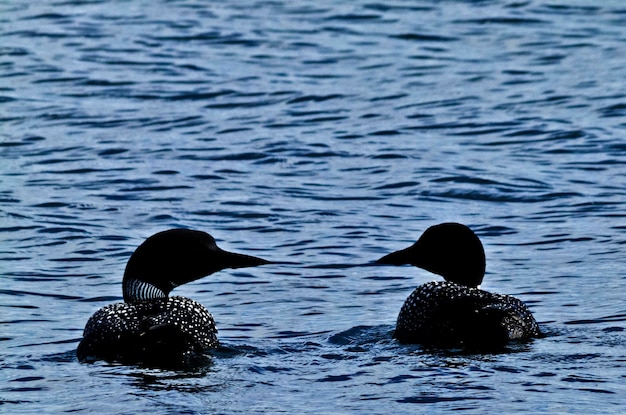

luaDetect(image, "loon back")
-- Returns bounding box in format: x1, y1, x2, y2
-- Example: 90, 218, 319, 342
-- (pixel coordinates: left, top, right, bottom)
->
77, 229, 269, 366
394, 281, 541, 349
76, 296, 217, 365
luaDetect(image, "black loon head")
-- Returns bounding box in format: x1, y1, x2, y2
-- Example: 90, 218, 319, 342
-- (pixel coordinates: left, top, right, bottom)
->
376, 222, 486, 288
122, 229, 270, 302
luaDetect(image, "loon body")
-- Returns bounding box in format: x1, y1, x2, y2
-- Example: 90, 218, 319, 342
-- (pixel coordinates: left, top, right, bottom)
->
377, 223, 540, 350
77, 229, 269, 365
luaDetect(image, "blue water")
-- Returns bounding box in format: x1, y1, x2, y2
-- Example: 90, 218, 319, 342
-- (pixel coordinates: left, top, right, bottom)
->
2, 0, 625, 413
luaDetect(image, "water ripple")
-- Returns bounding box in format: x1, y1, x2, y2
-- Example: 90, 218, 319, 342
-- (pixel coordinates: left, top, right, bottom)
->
2, 0, 626, 414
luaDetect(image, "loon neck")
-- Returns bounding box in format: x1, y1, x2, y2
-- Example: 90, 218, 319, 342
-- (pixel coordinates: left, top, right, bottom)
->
123, 278, 168, 302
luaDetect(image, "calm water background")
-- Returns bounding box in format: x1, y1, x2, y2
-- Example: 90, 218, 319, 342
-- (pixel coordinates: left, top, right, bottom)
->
1, 0, 625, 413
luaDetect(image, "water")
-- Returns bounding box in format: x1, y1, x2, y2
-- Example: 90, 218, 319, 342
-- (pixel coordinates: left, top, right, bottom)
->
1, 0, 625, 413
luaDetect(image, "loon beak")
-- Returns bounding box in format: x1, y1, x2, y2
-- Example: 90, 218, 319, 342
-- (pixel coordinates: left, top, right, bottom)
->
376, 249, 411, 265
376, 246, 413, 265
217, 249, 271, 270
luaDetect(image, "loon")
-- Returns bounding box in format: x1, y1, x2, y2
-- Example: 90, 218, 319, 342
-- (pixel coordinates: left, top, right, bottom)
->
77, 229, 269, 365
377, 222, 540, 350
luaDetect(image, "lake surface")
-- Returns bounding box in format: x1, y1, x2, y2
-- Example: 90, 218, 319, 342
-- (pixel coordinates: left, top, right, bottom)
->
1, 0, 625, 413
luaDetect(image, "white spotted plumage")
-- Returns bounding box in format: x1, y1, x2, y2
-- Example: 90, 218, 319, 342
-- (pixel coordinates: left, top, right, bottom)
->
395, 280, 540, 347
78, 296, 218, 363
